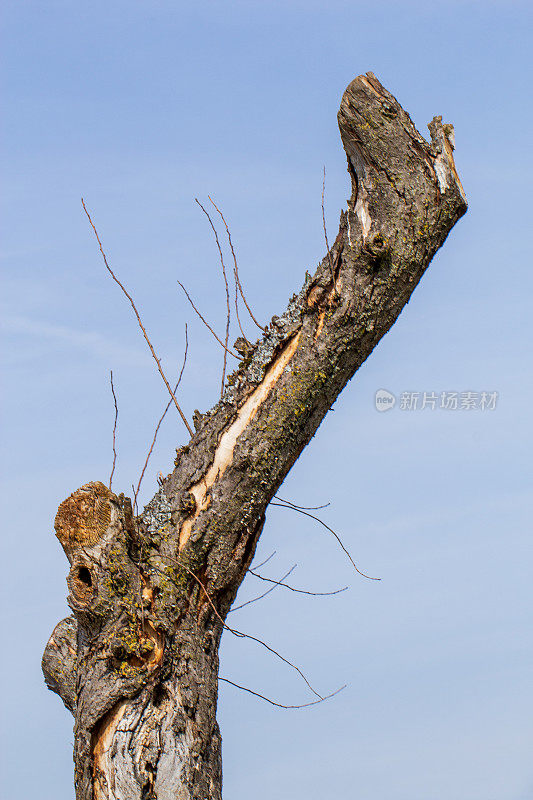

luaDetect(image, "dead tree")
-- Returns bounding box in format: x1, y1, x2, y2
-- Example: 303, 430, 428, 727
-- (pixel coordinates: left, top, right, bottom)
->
42, 73, 467, 800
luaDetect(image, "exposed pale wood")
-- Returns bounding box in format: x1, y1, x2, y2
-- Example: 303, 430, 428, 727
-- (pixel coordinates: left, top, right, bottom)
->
179, 333, 301, 549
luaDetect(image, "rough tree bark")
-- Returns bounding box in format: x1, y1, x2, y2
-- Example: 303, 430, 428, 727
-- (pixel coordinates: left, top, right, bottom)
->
42, 72, 467, 800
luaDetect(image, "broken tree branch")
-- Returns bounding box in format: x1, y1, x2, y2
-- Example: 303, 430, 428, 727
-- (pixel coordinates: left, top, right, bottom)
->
47, 74, 467, 800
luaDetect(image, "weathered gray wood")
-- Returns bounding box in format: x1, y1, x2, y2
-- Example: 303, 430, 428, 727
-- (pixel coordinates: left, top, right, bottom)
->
42, 72, 467, 799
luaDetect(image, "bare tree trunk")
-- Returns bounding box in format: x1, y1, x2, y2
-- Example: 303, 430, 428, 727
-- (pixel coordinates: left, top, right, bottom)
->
42, 72, 466, 800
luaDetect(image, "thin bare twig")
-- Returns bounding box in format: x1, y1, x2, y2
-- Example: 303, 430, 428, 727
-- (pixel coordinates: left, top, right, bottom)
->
274, 495, 331, 511
134, 325, 189, 506
131, 484, 139, 516
229, 565, 297, 612
177, 280, 238, 359
195, 199, 232, 396
271, 501, 380, 581
207, 197, 248, 342
109, 370, 118, 490
219, 677, 346, 709
82, 199, 193, 438
322, 166, 338, 296
249, 569, 348, 597
234, 279, 247, 342
250, 551, 277, 571
155, 554, 324, 700
208, 196, 266, 333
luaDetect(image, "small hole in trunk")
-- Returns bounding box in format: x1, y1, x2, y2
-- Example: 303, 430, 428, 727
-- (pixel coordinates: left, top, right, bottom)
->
77, 566, 92, 587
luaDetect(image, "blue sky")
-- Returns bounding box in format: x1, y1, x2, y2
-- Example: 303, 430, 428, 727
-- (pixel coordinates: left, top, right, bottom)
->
1, 2, 532, 798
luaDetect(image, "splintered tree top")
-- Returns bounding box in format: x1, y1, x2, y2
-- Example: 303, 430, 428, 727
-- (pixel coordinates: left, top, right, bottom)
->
54, 481, 116, 552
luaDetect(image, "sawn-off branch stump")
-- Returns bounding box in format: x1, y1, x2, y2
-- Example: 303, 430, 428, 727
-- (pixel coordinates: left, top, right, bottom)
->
42, 72, 467, 800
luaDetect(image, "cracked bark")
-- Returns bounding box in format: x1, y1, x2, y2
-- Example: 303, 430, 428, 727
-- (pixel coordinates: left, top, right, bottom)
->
42, 72, 467, 799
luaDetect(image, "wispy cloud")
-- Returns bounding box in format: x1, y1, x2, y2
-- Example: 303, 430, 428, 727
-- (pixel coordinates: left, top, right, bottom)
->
362, 488, 529, 541
1, 314, 149, 367
0, 245, 53, 261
